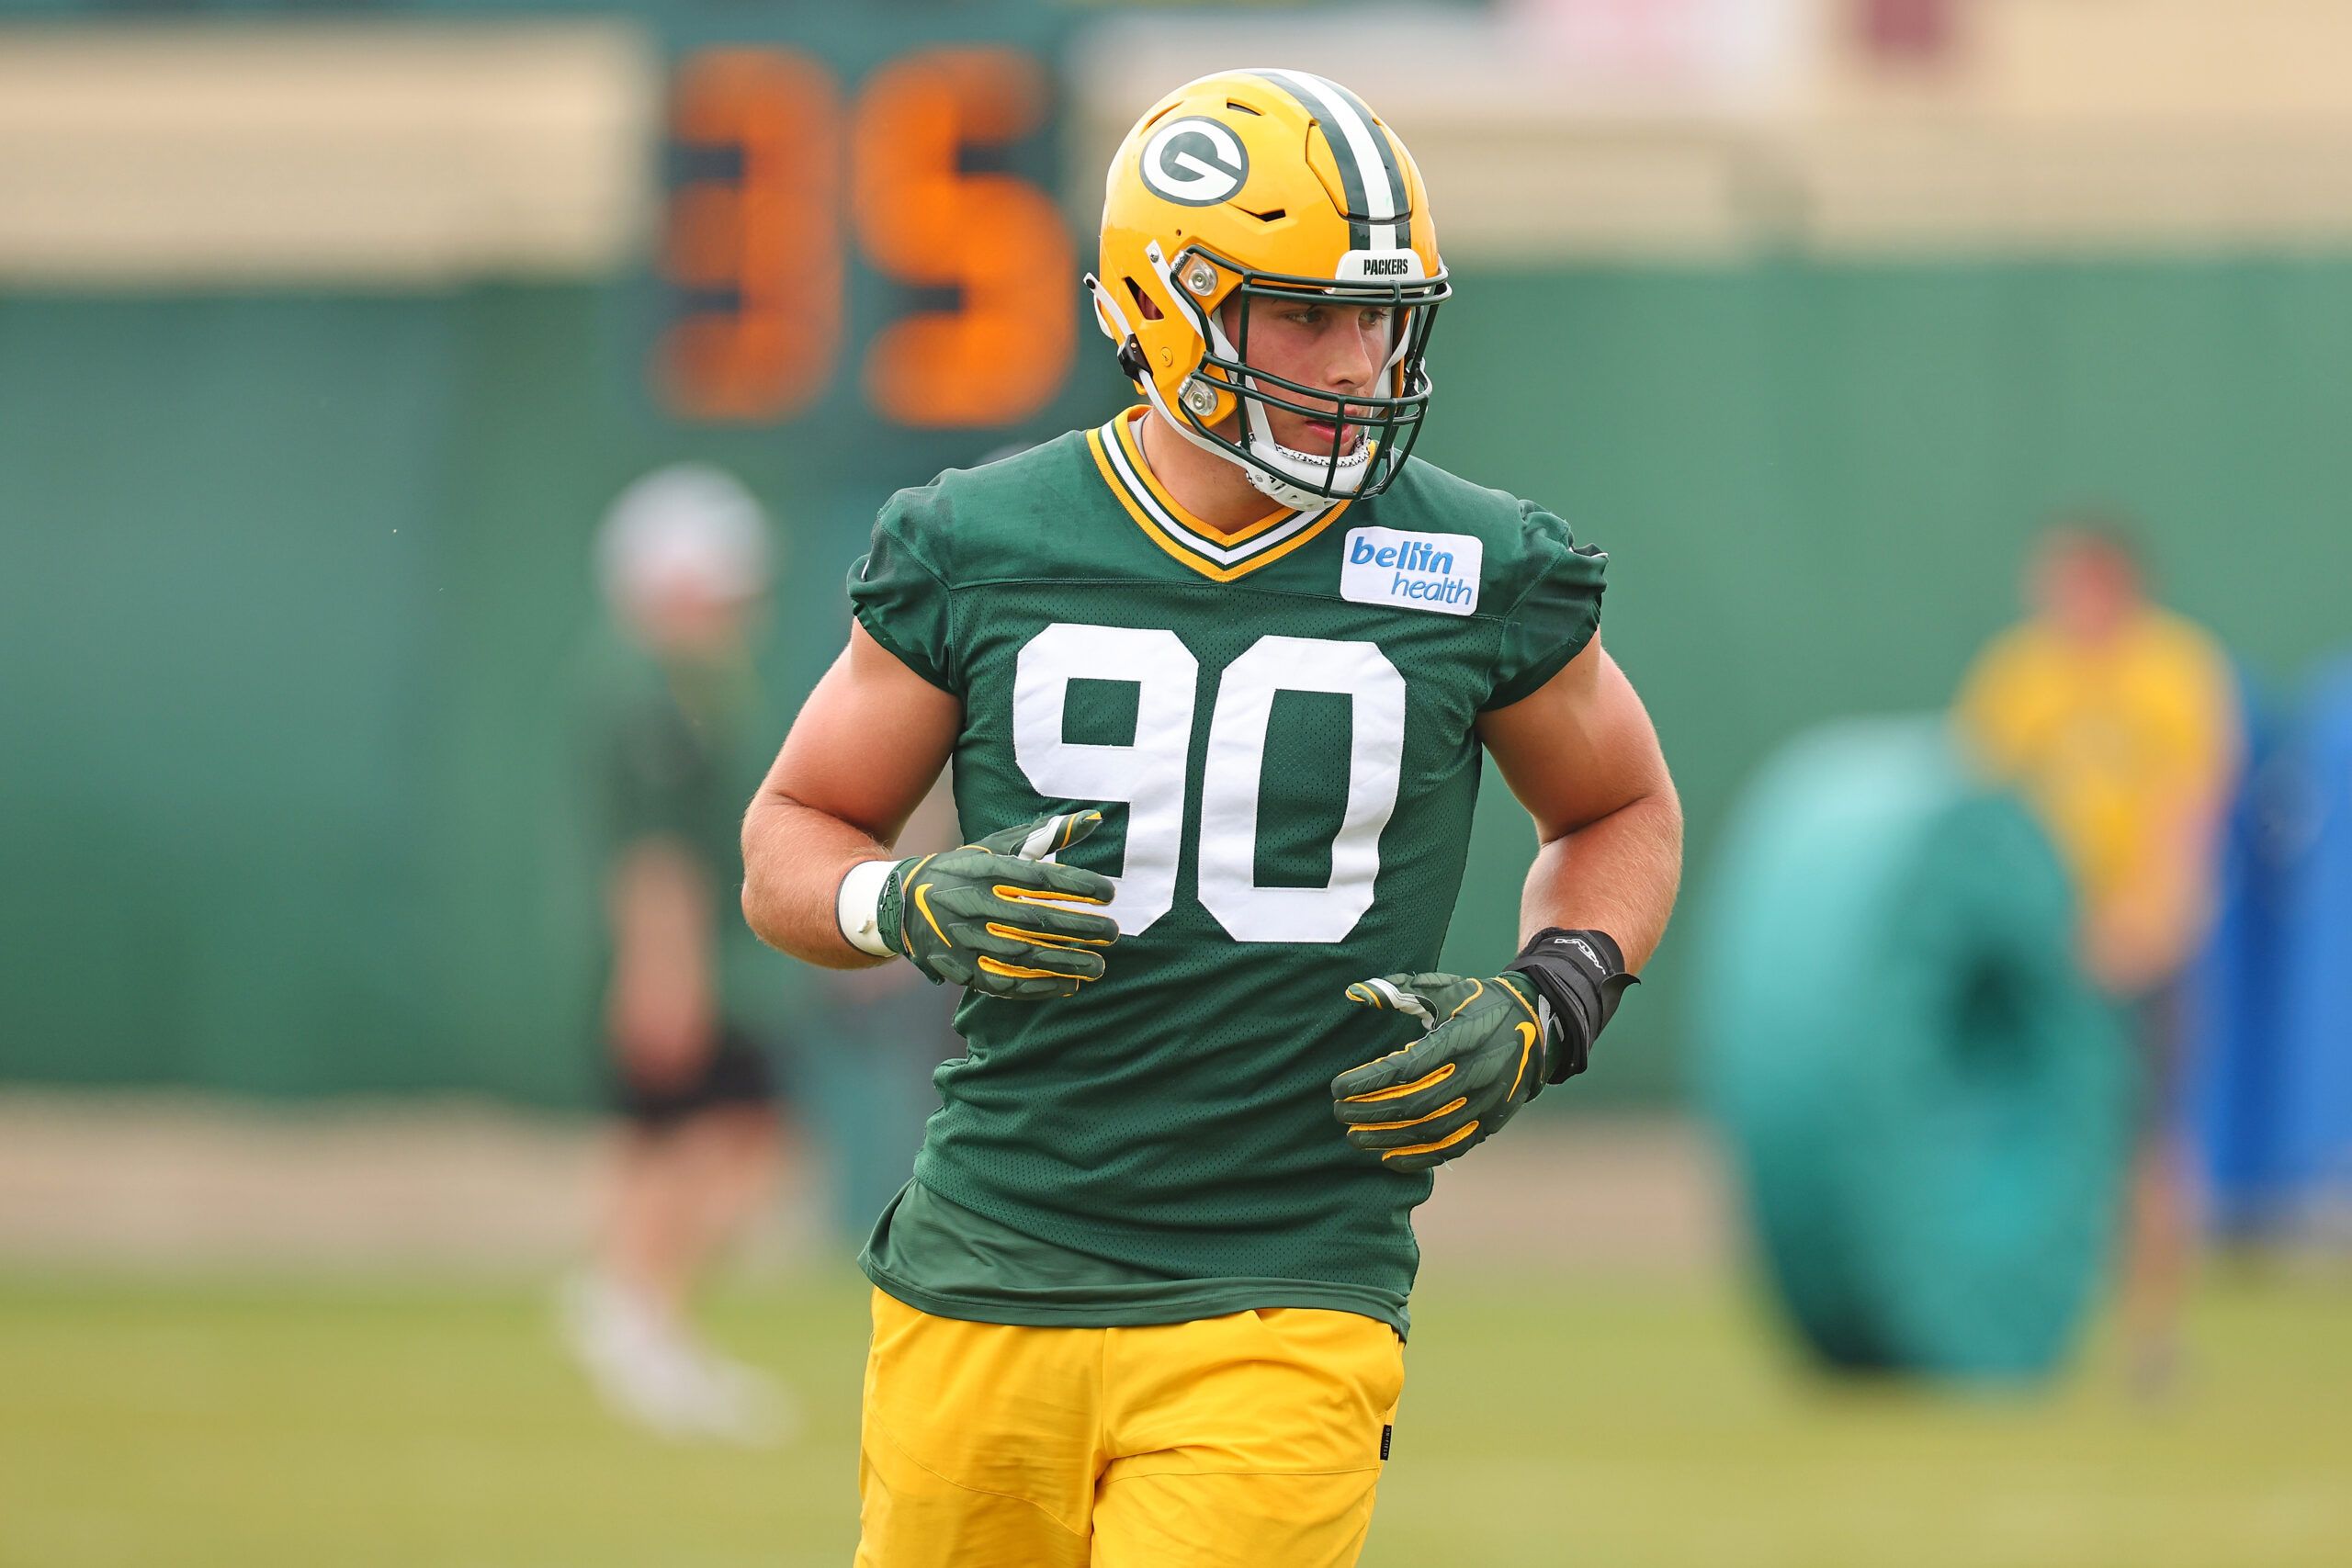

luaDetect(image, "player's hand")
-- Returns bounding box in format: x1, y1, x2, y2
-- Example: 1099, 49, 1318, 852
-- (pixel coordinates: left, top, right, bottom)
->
1331, 971, 1562, 1172
882, 810, 1120, 1000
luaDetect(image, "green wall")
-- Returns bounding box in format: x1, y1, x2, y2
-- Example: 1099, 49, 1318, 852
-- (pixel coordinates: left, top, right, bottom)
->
5, 258, 2346, 1106
1421, 258, 2352, 1100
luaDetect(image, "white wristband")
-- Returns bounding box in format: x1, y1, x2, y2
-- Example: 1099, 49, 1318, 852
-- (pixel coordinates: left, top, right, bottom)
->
835, 858, 899, 957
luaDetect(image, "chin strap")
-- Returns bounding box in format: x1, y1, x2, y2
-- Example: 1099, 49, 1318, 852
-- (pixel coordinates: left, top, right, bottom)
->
1242, 438, 1371, 511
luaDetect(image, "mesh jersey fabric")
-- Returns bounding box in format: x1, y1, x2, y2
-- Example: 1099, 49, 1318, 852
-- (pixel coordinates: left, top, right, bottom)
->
849, 410, 1606, 1335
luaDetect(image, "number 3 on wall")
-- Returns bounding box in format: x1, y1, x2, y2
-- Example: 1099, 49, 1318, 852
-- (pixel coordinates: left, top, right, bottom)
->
1012, 625, 1407, 943
661, 46, 1073, 427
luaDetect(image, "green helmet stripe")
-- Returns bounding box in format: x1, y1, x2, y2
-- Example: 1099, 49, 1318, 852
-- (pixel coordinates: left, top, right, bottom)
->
1248, 69, 1383, 252
1309, 75, 1411, 239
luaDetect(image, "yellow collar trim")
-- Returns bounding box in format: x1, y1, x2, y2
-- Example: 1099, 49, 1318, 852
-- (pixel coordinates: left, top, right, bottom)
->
1087, 409, 1351, 583
1113, 411, 1296, 546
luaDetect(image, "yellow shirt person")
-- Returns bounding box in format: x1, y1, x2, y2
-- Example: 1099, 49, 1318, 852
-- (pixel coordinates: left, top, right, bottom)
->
1953, 519, 2237, 1395
1956, 529, 2238, 999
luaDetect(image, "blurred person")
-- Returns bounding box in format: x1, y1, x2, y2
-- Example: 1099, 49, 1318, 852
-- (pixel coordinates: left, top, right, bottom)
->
742, 70, 1680, 1567
1955, 514, 2240, 1394
563, 463, 796, 1444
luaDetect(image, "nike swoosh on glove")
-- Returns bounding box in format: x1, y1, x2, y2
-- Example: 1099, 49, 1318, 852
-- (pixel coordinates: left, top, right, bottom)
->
1330, 971, 1558, 1172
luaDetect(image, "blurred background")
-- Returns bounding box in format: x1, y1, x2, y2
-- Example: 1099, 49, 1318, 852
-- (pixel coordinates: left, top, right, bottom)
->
4, 0, 2349, 1562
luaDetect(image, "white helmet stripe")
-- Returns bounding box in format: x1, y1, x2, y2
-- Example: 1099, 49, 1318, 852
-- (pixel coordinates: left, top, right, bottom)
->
1256, 68, 1400, 251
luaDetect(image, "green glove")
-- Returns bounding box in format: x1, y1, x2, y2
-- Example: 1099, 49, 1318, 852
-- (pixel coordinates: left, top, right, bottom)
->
1330, 971, 1557, 1172
880, 810, 1120, 1001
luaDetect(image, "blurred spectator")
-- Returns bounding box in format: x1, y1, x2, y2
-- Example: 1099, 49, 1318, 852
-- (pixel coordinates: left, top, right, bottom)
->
1955, 513, 2240, 1393
560, 464, 795, 1444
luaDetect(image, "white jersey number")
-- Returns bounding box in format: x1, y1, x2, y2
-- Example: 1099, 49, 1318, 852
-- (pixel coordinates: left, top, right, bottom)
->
1012, 623, 1405, 942
1012, 624, 1196, 935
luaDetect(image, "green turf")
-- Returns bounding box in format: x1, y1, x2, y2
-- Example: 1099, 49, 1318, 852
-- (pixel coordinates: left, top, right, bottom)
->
1, 1263, 2346, 1567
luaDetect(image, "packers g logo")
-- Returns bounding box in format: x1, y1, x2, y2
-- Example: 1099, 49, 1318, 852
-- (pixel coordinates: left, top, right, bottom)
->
1139, 117, 1249, 207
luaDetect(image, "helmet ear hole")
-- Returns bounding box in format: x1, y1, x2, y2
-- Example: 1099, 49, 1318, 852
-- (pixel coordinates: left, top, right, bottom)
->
1124, 276, 1164, 322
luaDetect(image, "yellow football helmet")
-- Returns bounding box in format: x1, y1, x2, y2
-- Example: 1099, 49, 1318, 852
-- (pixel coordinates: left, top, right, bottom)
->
1086, 69, 1450, 510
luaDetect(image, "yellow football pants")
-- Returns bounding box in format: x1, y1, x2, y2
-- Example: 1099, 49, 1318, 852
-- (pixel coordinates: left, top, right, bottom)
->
855, 1287, 1405, 1568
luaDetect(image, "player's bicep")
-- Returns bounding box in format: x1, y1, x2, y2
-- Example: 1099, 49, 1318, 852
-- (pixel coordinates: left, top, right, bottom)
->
760, 620, 962, 846
1476, 634, 1673, 844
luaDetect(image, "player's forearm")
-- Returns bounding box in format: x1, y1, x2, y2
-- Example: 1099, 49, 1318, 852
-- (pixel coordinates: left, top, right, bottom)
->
1518, 786, 1683, 972
740, 788, 897, 971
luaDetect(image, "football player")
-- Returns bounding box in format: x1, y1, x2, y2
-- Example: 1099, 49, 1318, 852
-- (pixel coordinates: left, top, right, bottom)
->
742, 68, 1682, 1568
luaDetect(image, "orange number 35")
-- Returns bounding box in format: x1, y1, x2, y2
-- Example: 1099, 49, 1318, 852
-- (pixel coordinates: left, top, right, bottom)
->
662, 46, 1074, 429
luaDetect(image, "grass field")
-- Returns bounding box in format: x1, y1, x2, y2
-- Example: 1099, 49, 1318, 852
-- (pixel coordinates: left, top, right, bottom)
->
3, 1262, 2346, 1568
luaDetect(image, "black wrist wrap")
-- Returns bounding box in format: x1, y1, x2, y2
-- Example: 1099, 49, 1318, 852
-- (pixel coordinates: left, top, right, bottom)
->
1508, 929, 1639, 1085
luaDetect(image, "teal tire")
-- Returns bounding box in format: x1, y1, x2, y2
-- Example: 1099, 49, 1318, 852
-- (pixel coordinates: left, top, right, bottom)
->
1695, 717, 2131, 1381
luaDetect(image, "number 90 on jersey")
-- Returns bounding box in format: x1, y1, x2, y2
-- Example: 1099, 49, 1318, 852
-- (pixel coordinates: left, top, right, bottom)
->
1012, 623, 1408, 944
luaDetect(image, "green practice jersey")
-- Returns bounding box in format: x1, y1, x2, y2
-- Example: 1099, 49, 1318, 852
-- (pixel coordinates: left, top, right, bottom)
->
850, 409, 1606, 1336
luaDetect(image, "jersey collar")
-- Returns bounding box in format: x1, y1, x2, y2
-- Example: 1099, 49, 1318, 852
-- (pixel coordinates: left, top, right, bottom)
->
1085, 407, 1351, 582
